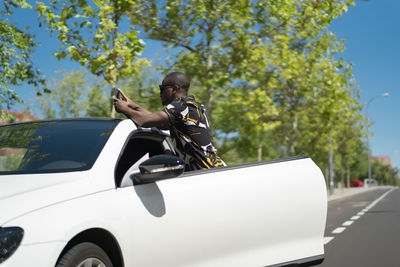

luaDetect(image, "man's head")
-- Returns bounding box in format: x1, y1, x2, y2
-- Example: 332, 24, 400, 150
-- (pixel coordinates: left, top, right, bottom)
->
160, 72, 190, 105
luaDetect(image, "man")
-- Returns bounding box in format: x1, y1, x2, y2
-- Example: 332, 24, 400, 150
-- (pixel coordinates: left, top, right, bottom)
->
113, 72, 226, 170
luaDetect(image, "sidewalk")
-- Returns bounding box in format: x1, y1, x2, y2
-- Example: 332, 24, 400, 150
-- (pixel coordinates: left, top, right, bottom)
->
327, 186, 395, 202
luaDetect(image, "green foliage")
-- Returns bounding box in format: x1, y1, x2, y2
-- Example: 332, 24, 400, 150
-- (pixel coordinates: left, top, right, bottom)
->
39, 70, 87, 118
0, 0, 45, 116
37, 66, 160, 119
132, 0, 366, 170
131, 0, 262, 124
209, 0, 363, 168
57, 71, 86, 118
35, 0, 148, 115
118, 69, 161, 112
29, 0, 385, 183
371, 161, 399, 186
214, 83, 280, 163
85, 82, 110, 117
249, 0, 361, 164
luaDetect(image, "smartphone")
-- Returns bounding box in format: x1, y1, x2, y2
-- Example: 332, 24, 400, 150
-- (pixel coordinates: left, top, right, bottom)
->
114, 87, 122, 99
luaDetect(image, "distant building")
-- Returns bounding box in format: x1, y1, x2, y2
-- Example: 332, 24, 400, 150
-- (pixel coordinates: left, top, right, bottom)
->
372, 156, 392, 168
0, 111, 41, 125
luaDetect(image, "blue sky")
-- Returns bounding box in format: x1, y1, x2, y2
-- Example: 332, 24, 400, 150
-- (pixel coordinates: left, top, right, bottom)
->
9, 0, 400, 169
329, 0, 400, 169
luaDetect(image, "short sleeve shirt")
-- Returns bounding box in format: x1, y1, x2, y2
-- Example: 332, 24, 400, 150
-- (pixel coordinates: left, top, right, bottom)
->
163, 95, 226, 170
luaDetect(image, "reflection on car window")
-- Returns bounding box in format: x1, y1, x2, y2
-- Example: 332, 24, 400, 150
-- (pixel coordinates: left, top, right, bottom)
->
0, 148, 26, 171
0, 120, 119, 174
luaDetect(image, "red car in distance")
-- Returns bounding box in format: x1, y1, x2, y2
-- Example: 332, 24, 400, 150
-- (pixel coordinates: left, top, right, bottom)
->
351, 180, 364, 187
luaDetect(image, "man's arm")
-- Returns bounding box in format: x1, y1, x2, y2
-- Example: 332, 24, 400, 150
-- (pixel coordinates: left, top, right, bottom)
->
113, 94, 170, 130
117, 88, 152, 115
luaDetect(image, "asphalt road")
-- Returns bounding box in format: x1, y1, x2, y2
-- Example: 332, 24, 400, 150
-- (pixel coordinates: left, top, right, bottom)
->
320, 187, 400, 267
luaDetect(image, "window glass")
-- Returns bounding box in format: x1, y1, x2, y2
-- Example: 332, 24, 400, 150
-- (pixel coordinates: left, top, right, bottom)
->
115, 136, 166, 186
0, 120, 119, 174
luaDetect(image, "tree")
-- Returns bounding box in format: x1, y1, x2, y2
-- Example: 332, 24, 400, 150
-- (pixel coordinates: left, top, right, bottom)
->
0, 0, 46, 119
85, 81, 110, 117
117, 64, 161, 112
131, 0, 259, 125
214, 83, 280, 163
205, 0, 361, 166
37, 65, 161, 119
38, 70, 87, 118
36, 0, 147, 117
371, 161, 399, 186
341, 138, 368, 182
249, 0, 363, 171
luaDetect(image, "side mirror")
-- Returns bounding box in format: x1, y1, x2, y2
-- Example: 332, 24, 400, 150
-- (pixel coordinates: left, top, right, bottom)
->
132, 155, 185, 184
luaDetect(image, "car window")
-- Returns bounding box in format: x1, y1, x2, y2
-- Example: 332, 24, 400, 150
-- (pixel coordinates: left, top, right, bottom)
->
115, 132, 175, 187
0, 120, 119, 174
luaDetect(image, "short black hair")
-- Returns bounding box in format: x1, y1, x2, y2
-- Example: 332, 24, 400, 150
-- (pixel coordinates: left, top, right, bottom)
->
164, 72, 190, 92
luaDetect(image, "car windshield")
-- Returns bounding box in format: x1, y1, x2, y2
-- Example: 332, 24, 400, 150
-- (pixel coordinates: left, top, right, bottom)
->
0, 119, 119, 174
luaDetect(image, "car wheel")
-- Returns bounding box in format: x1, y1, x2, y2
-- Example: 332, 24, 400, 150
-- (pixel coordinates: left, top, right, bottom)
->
56, 242, 113, 267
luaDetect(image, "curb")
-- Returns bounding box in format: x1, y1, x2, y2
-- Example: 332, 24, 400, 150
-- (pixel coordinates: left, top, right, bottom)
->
327, 186, 396, 202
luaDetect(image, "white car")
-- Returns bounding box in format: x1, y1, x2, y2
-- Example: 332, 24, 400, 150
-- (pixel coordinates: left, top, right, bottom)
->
0, 119, 327, 267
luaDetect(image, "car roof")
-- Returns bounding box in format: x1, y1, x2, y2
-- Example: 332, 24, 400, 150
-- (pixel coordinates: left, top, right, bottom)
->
0, 118, 122, 128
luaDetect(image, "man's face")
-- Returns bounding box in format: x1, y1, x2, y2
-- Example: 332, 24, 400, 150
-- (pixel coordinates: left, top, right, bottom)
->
160, 79, 176, 106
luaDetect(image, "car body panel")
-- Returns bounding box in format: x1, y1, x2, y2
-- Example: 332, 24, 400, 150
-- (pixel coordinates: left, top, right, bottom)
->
4, 158, 326, 267
0, 172, 91, 226
1, 241, 64, 267
119, 157, 326, 267
0, 120, 135, 225
0, 119, 327, 266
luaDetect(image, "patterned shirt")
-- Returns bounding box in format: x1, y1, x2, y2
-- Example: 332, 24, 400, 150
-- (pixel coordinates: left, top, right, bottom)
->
163, 95, 226, 170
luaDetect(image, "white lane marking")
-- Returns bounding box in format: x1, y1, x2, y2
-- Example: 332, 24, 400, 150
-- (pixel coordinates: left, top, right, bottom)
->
332, 227, 346, 234
342, 221, 354, 226
328, 188, 396, 240
364, 188, 395, 210
324, 236, 334, 245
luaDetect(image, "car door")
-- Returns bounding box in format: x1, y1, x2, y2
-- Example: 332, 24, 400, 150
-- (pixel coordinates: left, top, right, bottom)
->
115, 135, 326, 267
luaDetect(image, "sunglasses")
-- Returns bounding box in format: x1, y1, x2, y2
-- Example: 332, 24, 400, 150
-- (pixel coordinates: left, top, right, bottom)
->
159, 83, 177, 92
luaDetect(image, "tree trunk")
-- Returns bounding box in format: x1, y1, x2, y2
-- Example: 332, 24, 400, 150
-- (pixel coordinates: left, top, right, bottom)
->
287, 113, 298, 156
205, 46, 214, 127
110, 81, 116, 118
274, 138, 282, 158
328, 136, 334, 195
205, 84, 214, 127
341, 166, 345, 192
110, 6, 119, 119
346, 162, 350, 188
258, 131, 263, 162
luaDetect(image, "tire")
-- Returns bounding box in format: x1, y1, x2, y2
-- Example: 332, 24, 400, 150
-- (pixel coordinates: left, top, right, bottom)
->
56, 242, 113, 267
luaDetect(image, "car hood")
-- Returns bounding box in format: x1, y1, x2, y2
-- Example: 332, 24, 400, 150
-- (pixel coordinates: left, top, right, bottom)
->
0, 172, 99, 226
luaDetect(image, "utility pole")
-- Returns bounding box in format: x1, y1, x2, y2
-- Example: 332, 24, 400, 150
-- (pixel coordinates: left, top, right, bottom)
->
329, 136, 334, 195
366, 93, 389, 182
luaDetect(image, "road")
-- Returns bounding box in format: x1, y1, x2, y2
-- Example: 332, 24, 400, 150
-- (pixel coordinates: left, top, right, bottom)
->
320, 187, 400, 267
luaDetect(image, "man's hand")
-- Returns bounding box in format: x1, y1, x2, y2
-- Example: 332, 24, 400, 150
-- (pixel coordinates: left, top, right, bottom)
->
113, 89, 139, 113
112, 88, 169, 129
115, 88, 138, 109
113, 96, 130, 114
